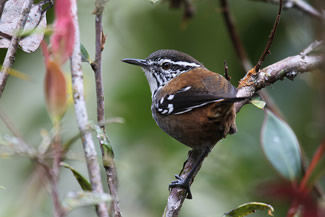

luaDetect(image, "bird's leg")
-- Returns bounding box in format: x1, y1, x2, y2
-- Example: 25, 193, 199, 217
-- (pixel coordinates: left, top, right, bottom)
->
169, 147, 210, 199
177, 150, 192, 175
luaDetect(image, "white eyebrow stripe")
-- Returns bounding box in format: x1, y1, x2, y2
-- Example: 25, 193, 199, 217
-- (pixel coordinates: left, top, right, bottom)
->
157, 59, 200, 67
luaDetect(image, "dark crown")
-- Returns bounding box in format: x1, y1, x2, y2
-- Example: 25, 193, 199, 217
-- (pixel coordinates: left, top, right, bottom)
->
147, 49, 203, 66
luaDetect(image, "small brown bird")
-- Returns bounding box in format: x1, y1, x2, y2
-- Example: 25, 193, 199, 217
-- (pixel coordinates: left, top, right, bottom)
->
122, 50, 245, 199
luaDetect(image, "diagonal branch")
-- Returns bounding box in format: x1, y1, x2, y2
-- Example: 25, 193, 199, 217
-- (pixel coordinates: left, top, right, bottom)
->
0, 0, 34, 97
236, 40, 323, 108
162, 40, 323, 217
219, 0, 284, 120
220, 0, 252, 72
253, 0, 324, 21
255, 0, 283, 72
70, 1, 109, 217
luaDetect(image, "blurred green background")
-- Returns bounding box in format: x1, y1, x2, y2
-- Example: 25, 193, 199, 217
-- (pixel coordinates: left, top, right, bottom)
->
0, 0, 324, 217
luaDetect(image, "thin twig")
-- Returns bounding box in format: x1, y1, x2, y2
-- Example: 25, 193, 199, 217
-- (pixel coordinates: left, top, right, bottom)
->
236, 40, 323, 108
35, 154, 65, 217
93, 8, 122, 217
219, 0, 252, 72
219, 0, 284, 119
223, 60, 231, 80
0, 106, 34, 153
293, 0, 324, 20
50, 124, 64, 217
255, 0, 283, 72
93, 0, 122, 216
163, 40, 323, 217
94, 15, 105, 126
0, 0, 34, 97
49, 172, 65, 217
253, 0, 324, 20
70, 1, 109, 217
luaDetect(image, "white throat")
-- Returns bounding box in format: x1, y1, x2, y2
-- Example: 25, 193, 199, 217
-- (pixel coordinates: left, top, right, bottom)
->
143, 68, 159, 98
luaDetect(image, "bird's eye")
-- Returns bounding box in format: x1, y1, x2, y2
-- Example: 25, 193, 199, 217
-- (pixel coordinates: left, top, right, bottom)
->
162, 62, 171, 70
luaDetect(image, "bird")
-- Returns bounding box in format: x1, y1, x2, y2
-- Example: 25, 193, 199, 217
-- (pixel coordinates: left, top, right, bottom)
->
122, 49, 246, 199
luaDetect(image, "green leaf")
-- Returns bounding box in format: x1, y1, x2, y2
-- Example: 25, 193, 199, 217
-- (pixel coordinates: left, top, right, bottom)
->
61, 162, 92, 191
80, 43, 91, 63
224, 202, 274, 217
89, 123, 114, 167
62, 191, 111, 213
18, 27, 52, 38
261, 109, 302, 181
249, 93, 266, 110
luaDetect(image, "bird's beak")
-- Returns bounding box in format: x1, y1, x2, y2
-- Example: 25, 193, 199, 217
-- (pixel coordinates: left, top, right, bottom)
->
121, 58, 148, 67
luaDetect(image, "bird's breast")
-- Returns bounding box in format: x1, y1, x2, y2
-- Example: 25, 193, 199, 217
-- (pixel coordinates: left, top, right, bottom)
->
151, 102, 236, 149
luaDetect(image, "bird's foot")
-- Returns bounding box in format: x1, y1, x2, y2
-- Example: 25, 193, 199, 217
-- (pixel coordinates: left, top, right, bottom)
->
169, 174, 192, 199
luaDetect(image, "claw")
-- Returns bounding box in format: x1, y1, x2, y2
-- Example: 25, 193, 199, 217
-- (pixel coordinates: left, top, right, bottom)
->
168, 148, 211, 200
168, 175, 193, 199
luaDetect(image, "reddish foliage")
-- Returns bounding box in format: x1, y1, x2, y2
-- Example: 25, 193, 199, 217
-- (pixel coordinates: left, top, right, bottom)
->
261, 181, 322, 217
299, 142, 325, 193
260, 141, 325, 217
50, 0, 75, 64
44, 60, 67, 119
40, 0, 75, 119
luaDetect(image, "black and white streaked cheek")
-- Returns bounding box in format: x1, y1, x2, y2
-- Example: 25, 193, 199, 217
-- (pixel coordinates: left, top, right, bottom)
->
160, 97, 164, 104
159, 60, 201, 79
144, 70, 159, 97
146, 58, 201, 93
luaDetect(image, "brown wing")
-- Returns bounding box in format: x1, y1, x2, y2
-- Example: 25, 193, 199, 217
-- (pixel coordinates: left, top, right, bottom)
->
154, 68, 244, 115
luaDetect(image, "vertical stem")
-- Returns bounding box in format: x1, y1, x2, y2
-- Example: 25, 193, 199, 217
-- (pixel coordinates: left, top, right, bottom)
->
50, 123, 64, 217
94, 14, 105, 124
70, 1, 109, 217
0, 0, 33, 97
49, 172, 64, 217
94, 11, 122, 217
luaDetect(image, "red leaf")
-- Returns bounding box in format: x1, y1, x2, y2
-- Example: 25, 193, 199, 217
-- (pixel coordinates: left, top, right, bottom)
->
41, 40, 49, 65
260, 181, 324, 217
299, 141, 325, 193
45, 60, 67, 120
50, 0, 75, 63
